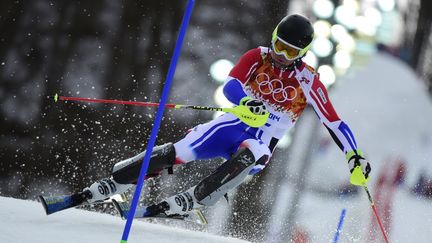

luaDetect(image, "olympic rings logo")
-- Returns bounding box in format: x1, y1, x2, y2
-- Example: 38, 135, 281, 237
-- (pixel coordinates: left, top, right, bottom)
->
255, 73, 298, 103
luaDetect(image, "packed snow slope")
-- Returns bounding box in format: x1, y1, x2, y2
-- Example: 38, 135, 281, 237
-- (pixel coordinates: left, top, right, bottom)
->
0, 196, 249, 243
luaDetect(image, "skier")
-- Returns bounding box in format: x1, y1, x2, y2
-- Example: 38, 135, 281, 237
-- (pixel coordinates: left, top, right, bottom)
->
41, 14, 371, 217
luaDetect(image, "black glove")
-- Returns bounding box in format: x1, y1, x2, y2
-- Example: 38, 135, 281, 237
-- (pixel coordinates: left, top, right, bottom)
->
240, 97, 268, 115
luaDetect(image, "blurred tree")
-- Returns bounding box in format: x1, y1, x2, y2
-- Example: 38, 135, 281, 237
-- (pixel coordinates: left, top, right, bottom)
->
0, 0, 186, 198
409, 0, 431, 69
404, 0, 432, 93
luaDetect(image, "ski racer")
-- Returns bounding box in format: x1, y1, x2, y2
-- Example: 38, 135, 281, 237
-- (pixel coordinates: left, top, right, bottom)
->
44, 14, 372, 217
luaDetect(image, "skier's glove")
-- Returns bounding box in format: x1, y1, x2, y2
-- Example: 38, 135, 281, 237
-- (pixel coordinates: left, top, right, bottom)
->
347, 150, 371, 186
240, 96, 268, 116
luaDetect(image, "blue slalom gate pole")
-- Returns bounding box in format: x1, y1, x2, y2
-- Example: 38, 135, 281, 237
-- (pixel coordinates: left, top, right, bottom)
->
120, 1, 195, 242
333, 208, 346, 243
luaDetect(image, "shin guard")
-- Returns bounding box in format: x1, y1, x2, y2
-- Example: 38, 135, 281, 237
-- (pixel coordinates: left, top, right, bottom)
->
112, 143, 176, 184
193, 147, 268, 206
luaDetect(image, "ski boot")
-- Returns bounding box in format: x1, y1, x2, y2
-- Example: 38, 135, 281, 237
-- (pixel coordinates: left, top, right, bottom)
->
147, 187, 202, 217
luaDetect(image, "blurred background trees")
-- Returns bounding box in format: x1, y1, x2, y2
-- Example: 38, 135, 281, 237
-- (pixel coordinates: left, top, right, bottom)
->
0, 0, 288, 195
0, 0, 185, 197
406, 0, 432, 93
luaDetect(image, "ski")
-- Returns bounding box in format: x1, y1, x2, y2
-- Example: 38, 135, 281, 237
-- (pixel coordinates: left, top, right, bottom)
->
39, 194, 88, 215
112, 199, 208, 225
38, 191, 113, 215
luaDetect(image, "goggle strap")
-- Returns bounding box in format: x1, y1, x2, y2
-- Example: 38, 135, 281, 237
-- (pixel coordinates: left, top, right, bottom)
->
275, 37, 302, 50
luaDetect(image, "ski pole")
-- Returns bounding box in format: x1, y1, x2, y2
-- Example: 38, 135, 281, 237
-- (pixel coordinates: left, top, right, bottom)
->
350, 166, 389, 242
332, 208, 346, 243
53, 94, 269, 128
363, 185, 390, 243
119, 1, 194, 242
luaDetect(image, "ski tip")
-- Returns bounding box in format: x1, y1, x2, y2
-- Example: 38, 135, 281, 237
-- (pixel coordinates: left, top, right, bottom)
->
38, 195, 50, 215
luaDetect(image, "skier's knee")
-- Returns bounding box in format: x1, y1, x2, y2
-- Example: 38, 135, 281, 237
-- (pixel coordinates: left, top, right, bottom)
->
239, 139, 271, 175
240, 139, 271, 162
112, 143, 176, 184
194, 147, 266, 206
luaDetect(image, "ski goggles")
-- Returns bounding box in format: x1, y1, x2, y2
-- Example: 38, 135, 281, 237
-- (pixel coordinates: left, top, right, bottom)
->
271, 38, 302, 60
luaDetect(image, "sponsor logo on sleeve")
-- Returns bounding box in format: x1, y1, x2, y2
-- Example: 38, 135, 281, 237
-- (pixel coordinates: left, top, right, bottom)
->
317, 87, 327, 104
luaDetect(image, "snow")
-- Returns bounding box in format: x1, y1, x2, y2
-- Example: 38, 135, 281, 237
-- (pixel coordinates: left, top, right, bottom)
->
0, 196, 249, 243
